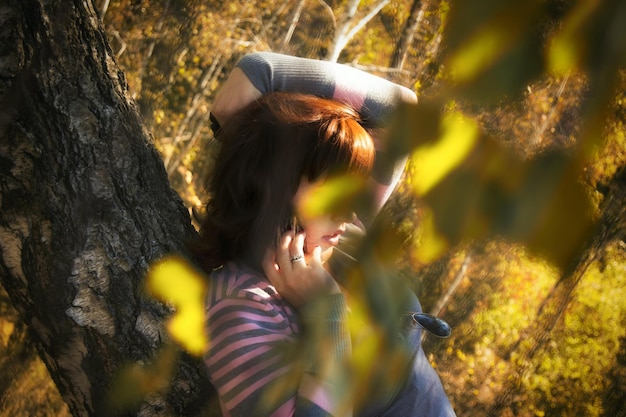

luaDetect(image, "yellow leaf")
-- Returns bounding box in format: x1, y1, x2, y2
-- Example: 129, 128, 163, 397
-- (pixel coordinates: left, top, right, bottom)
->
547, 0, 599, 74
547, 34, 579, 76
297, 175, 369, 220
444, 0, 541, 83
441, 0, 546, 101
414, 207, 449, 264
146, 256, 208, 356
448, 26, 507, 82
410, 111, 479, 196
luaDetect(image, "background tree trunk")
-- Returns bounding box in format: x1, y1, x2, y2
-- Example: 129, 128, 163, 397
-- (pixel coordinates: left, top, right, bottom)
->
0, 1, 214, 416
389, 0, 424, 70
325, 0, 391, 62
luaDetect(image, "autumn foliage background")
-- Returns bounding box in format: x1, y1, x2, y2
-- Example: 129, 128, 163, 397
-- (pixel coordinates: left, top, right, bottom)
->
1, 0, 625, 416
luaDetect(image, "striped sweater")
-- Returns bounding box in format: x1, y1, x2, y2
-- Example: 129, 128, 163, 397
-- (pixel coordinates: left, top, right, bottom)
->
204, 262, 351, 417
204, 261, 456, 417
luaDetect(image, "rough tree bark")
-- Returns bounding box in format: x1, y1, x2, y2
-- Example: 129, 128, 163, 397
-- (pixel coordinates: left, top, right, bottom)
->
0, 1, 214, 416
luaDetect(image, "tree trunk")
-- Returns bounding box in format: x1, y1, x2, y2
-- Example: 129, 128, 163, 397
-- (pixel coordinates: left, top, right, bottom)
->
325, 0, 391, 62
389, 0, 424, 70
0, 1, 214, 416
280, 0, 307, 50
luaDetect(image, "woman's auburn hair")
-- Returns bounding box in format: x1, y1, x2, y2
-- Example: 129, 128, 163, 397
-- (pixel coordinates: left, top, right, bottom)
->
193, 92, 375, 272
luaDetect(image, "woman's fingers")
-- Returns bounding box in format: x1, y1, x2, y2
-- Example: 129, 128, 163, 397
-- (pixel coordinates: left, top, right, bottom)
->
265, 231, 340, 308
262, 247, 280, 280
289, 233, 306, 266
264, 232, 305, 278
310, 245, 322, 265
275, 233, 293, 268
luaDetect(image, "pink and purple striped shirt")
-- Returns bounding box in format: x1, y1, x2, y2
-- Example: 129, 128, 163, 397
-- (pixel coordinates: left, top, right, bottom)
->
204, 262, 350, 417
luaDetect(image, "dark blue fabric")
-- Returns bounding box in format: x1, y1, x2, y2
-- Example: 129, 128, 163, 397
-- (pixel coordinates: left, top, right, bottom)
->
358, 289, 456, 417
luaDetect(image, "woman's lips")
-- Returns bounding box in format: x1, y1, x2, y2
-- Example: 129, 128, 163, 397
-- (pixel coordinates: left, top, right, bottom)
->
323, 230, 344, 246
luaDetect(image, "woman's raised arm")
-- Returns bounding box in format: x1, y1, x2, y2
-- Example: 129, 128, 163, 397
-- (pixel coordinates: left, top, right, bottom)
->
210, 52, 417, 219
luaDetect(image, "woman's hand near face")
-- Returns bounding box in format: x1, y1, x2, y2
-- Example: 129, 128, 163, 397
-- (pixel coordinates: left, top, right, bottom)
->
263, 232, 341, 309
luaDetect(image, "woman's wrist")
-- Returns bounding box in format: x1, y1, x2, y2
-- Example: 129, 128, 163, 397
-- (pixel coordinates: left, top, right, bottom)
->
299, 293, 351, 368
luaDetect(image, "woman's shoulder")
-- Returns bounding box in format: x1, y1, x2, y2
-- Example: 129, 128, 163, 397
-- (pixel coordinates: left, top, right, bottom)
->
206, 262, 300, 334
208, 261, 279, 303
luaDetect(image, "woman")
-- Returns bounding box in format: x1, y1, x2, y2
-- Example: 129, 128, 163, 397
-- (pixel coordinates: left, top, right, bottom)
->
196, 53, 455, 417
196, 92, 375, 416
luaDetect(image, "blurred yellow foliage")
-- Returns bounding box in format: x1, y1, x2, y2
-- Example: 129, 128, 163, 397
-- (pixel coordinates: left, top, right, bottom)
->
146, 256, 208, 356
296, 174, 369, 221
108, 344, 179, 411
547, 0, 605, 75
0, 320, 14, 347
448, 26, 507, 82
410, 111, 479, 196
343, 290, 413, 410
414, 206, 449, 263
399, 100, 595, 269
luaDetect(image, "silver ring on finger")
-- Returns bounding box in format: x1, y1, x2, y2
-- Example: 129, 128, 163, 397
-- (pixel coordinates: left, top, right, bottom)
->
290, 254, 304, 263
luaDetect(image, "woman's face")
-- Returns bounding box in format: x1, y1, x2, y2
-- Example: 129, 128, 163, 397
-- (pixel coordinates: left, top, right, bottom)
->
292, 178, 353, 263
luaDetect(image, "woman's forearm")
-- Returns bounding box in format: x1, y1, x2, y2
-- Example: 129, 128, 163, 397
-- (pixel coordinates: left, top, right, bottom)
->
235, 52, 417, 127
